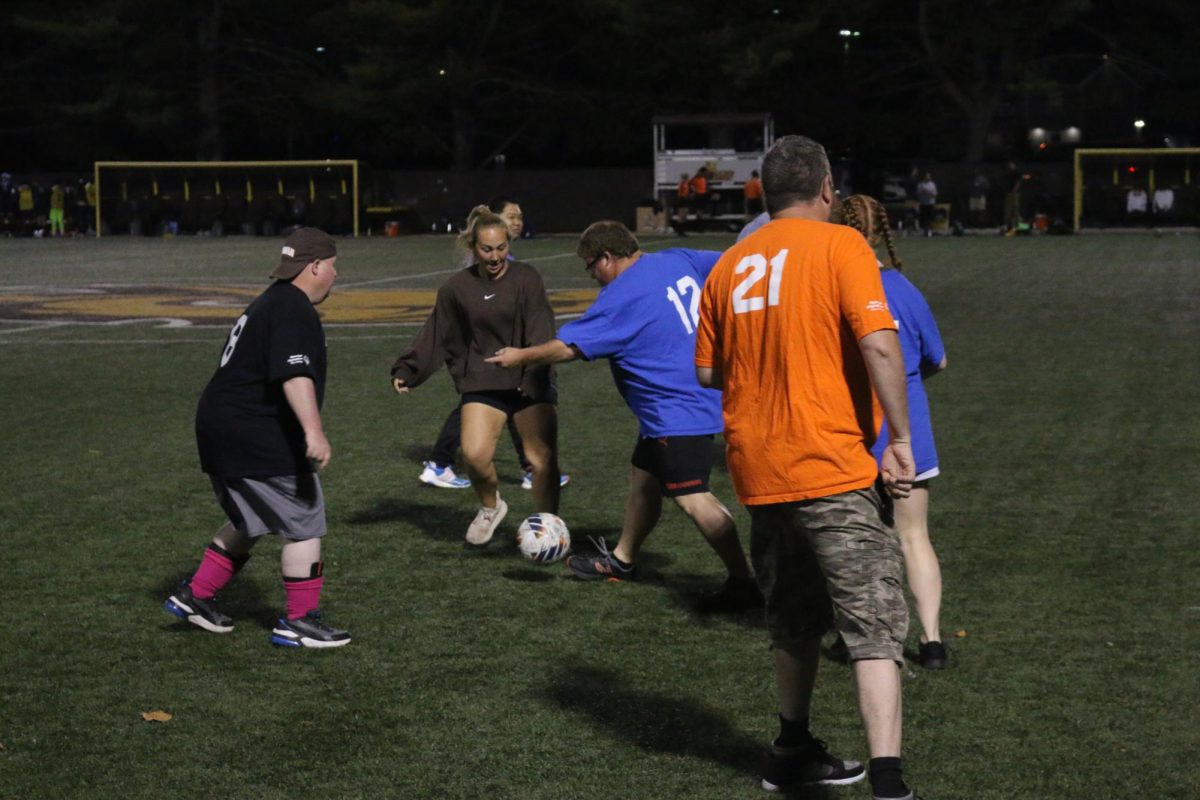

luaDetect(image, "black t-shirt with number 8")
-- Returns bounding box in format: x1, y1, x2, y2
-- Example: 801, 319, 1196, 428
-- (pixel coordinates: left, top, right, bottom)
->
195, 281, 326, 478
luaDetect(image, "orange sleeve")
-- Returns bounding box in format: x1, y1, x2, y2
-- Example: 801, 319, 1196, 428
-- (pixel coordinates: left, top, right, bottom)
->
695, 265, 722, 368
834, 231, 896, 340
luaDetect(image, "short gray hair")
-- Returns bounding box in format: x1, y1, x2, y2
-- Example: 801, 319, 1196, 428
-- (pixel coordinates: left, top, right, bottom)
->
762, 135, 831, 214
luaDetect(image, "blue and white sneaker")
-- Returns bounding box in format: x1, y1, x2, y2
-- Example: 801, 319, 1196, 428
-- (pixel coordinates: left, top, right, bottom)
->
270, 609, 351, 649
419, 461, 471, 489
521, 470, 572, 490
164, 580, 234, 633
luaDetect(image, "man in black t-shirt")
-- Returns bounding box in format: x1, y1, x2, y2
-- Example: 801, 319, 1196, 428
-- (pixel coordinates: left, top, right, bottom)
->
164, 227, 351, 648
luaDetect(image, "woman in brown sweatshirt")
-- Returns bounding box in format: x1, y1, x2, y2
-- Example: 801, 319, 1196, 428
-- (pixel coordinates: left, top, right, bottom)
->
391, 206, 561, 547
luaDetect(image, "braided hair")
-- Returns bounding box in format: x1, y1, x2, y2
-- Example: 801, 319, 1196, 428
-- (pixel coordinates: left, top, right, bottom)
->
836, 194, 904, 271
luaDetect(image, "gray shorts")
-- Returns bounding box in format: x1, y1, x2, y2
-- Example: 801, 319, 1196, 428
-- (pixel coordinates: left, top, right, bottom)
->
210, 474, 327, 541
749, 482, 907, 663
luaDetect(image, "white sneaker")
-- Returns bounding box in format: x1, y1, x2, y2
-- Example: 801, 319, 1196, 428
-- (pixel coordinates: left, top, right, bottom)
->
419, 461, 471, 489
521, 470, 572, 490
465, 495, 508, 547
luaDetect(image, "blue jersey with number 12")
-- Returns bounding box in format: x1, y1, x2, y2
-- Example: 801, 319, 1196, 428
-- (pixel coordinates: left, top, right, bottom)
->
558, 248, 724, 437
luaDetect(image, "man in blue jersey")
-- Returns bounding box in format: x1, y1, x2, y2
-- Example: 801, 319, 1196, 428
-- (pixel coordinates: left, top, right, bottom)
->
487, 220, 759, 612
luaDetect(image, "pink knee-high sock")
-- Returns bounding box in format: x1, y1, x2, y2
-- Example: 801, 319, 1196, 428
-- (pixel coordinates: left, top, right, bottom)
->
284, 576, 323, 620
190, 546, 236, 600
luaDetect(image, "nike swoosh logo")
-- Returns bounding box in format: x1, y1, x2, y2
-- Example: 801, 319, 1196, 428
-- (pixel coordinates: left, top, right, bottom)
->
484, 294, 496, 300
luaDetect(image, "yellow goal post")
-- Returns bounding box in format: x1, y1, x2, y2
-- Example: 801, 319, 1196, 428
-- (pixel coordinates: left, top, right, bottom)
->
1073, 148, 1200, 230
93, 159, 361, 237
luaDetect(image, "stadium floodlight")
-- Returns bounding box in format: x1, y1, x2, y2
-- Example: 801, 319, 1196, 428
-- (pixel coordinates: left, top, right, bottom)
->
1062, 126, 1082, 143
1133, 120, 1146, 129
1029, 127, 1048, 146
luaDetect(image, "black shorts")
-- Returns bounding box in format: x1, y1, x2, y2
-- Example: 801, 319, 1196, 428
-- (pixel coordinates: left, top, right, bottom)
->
630, 434, 715, 497
746, 198, 764, 215
461, 388, 555, 417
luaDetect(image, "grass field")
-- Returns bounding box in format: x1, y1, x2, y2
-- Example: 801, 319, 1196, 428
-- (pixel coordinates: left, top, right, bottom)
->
1, 230, 1198, 799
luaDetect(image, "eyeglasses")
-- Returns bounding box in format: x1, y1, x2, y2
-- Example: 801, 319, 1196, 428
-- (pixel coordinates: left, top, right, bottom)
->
585, 253, 607, 273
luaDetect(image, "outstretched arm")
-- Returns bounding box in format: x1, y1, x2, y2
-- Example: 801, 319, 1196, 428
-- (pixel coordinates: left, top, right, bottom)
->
487, 339, 580, 368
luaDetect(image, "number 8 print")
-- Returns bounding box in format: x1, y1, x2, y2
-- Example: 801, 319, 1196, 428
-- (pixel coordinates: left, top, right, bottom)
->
219, 314, 249, 367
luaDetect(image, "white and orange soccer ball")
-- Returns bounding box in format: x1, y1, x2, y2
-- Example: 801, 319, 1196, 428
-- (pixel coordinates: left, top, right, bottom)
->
515, 513, 571, 564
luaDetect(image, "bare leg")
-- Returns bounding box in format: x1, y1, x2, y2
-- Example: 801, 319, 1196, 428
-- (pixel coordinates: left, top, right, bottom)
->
460, 402, 507, 508
895, 484, 941, 643
854, 658, 902, 758
511, 403, 560, 513
280, 538, 321, 579
672, 491, 752, 579
211, 521, 254, 557
612, 465, 662, 564
774, 638, 821, 722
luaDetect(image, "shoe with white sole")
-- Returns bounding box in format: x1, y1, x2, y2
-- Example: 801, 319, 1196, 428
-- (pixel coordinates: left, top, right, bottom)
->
419, 461, 471, 489
164, 580, 234, 634
521, 470, 572, 490
465, 495, 508, 547
269, 609, 351, 648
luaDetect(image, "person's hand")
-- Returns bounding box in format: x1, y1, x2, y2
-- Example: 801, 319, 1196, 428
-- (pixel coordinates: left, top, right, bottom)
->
880, 439, 915, 499
392, 377, 410, 395
485, 347, 524, 368
306, 430, 331, 469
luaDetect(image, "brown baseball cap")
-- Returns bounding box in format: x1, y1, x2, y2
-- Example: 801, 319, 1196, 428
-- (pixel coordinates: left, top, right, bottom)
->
271, 227, 337, 279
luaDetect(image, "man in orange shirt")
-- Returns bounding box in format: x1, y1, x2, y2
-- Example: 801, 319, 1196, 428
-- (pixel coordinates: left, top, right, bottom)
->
696, 135, 917, 799
743, 169, 764, 220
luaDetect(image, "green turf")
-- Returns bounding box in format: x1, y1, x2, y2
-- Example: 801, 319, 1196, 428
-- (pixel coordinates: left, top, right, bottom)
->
1, 231, 1198, 799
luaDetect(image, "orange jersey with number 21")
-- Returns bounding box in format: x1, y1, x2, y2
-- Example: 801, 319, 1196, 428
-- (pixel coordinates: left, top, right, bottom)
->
695, 218, 896, 505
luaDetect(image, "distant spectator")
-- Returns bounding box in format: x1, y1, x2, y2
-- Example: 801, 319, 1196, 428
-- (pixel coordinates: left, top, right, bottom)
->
743, 169, 764, 220
688, 166, 711, 216
1126, 188, 1148, 224
18, 182, 34, 232
968, 169, 990, 228
673, 172, 691, 234
1152, 187, 1175, 218
1003, 161, 1022, 235
49, 185, 65, 237
0, 172, 16, 232
915, 172, 938, 237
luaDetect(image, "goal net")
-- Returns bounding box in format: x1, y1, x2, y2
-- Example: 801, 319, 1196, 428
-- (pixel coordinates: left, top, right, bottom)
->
1073, 148, 1200, 230
93, 160, 360, 237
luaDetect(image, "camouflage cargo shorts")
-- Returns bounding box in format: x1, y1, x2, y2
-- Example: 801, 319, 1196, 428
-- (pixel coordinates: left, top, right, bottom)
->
749, 481, 908, 663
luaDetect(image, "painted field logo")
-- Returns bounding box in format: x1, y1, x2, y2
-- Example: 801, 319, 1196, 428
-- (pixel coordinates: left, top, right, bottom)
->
0, 285, 599, 326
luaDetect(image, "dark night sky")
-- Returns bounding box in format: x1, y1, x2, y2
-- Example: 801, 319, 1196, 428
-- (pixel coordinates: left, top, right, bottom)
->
2, 0, 1198, 173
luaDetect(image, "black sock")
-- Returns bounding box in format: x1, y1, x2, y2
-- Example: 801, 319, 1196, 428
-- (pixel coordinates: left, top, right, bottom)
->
868, 757, 909, 798
774, 714, 810, 748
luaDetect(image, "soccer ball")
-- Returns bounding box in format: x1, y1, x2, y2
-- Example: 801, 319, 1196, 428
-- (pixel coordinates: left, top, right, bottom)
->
515, 513, 571, 564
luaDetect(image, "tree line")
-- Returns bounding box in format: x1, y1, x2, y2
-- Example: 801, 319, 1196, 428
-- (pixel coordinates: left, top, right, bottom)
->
3, 0, 1196, 172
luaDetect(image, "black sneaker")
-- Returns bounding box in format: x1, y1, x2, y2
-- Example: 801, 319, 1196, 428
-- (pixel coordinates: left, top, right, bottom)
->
919, 640, 947, 670
760, 738, 865, 791
695, 576, 764, 613
164, 580, 233, 633
874, 793, 918, 800
270, 609, 351, 649
567, 537, 636, 582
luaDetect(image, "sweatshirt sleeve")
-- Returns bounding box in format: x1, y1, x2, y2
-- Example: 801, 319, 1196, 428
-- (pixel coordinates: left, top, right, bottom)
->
390, 285, 453, 388
518, 266, 556, 399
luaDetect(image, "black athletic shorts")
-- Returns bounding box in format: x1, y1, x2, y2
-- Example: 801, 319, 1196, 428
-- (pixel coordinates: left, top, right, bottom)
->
630, 434, 715, 497
461, 388, 556, 417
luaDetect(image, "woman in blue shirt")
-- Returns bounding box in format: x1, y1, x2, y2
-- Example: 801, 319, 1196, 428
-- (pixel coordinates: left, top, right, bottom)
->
838, 194, 950, 670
